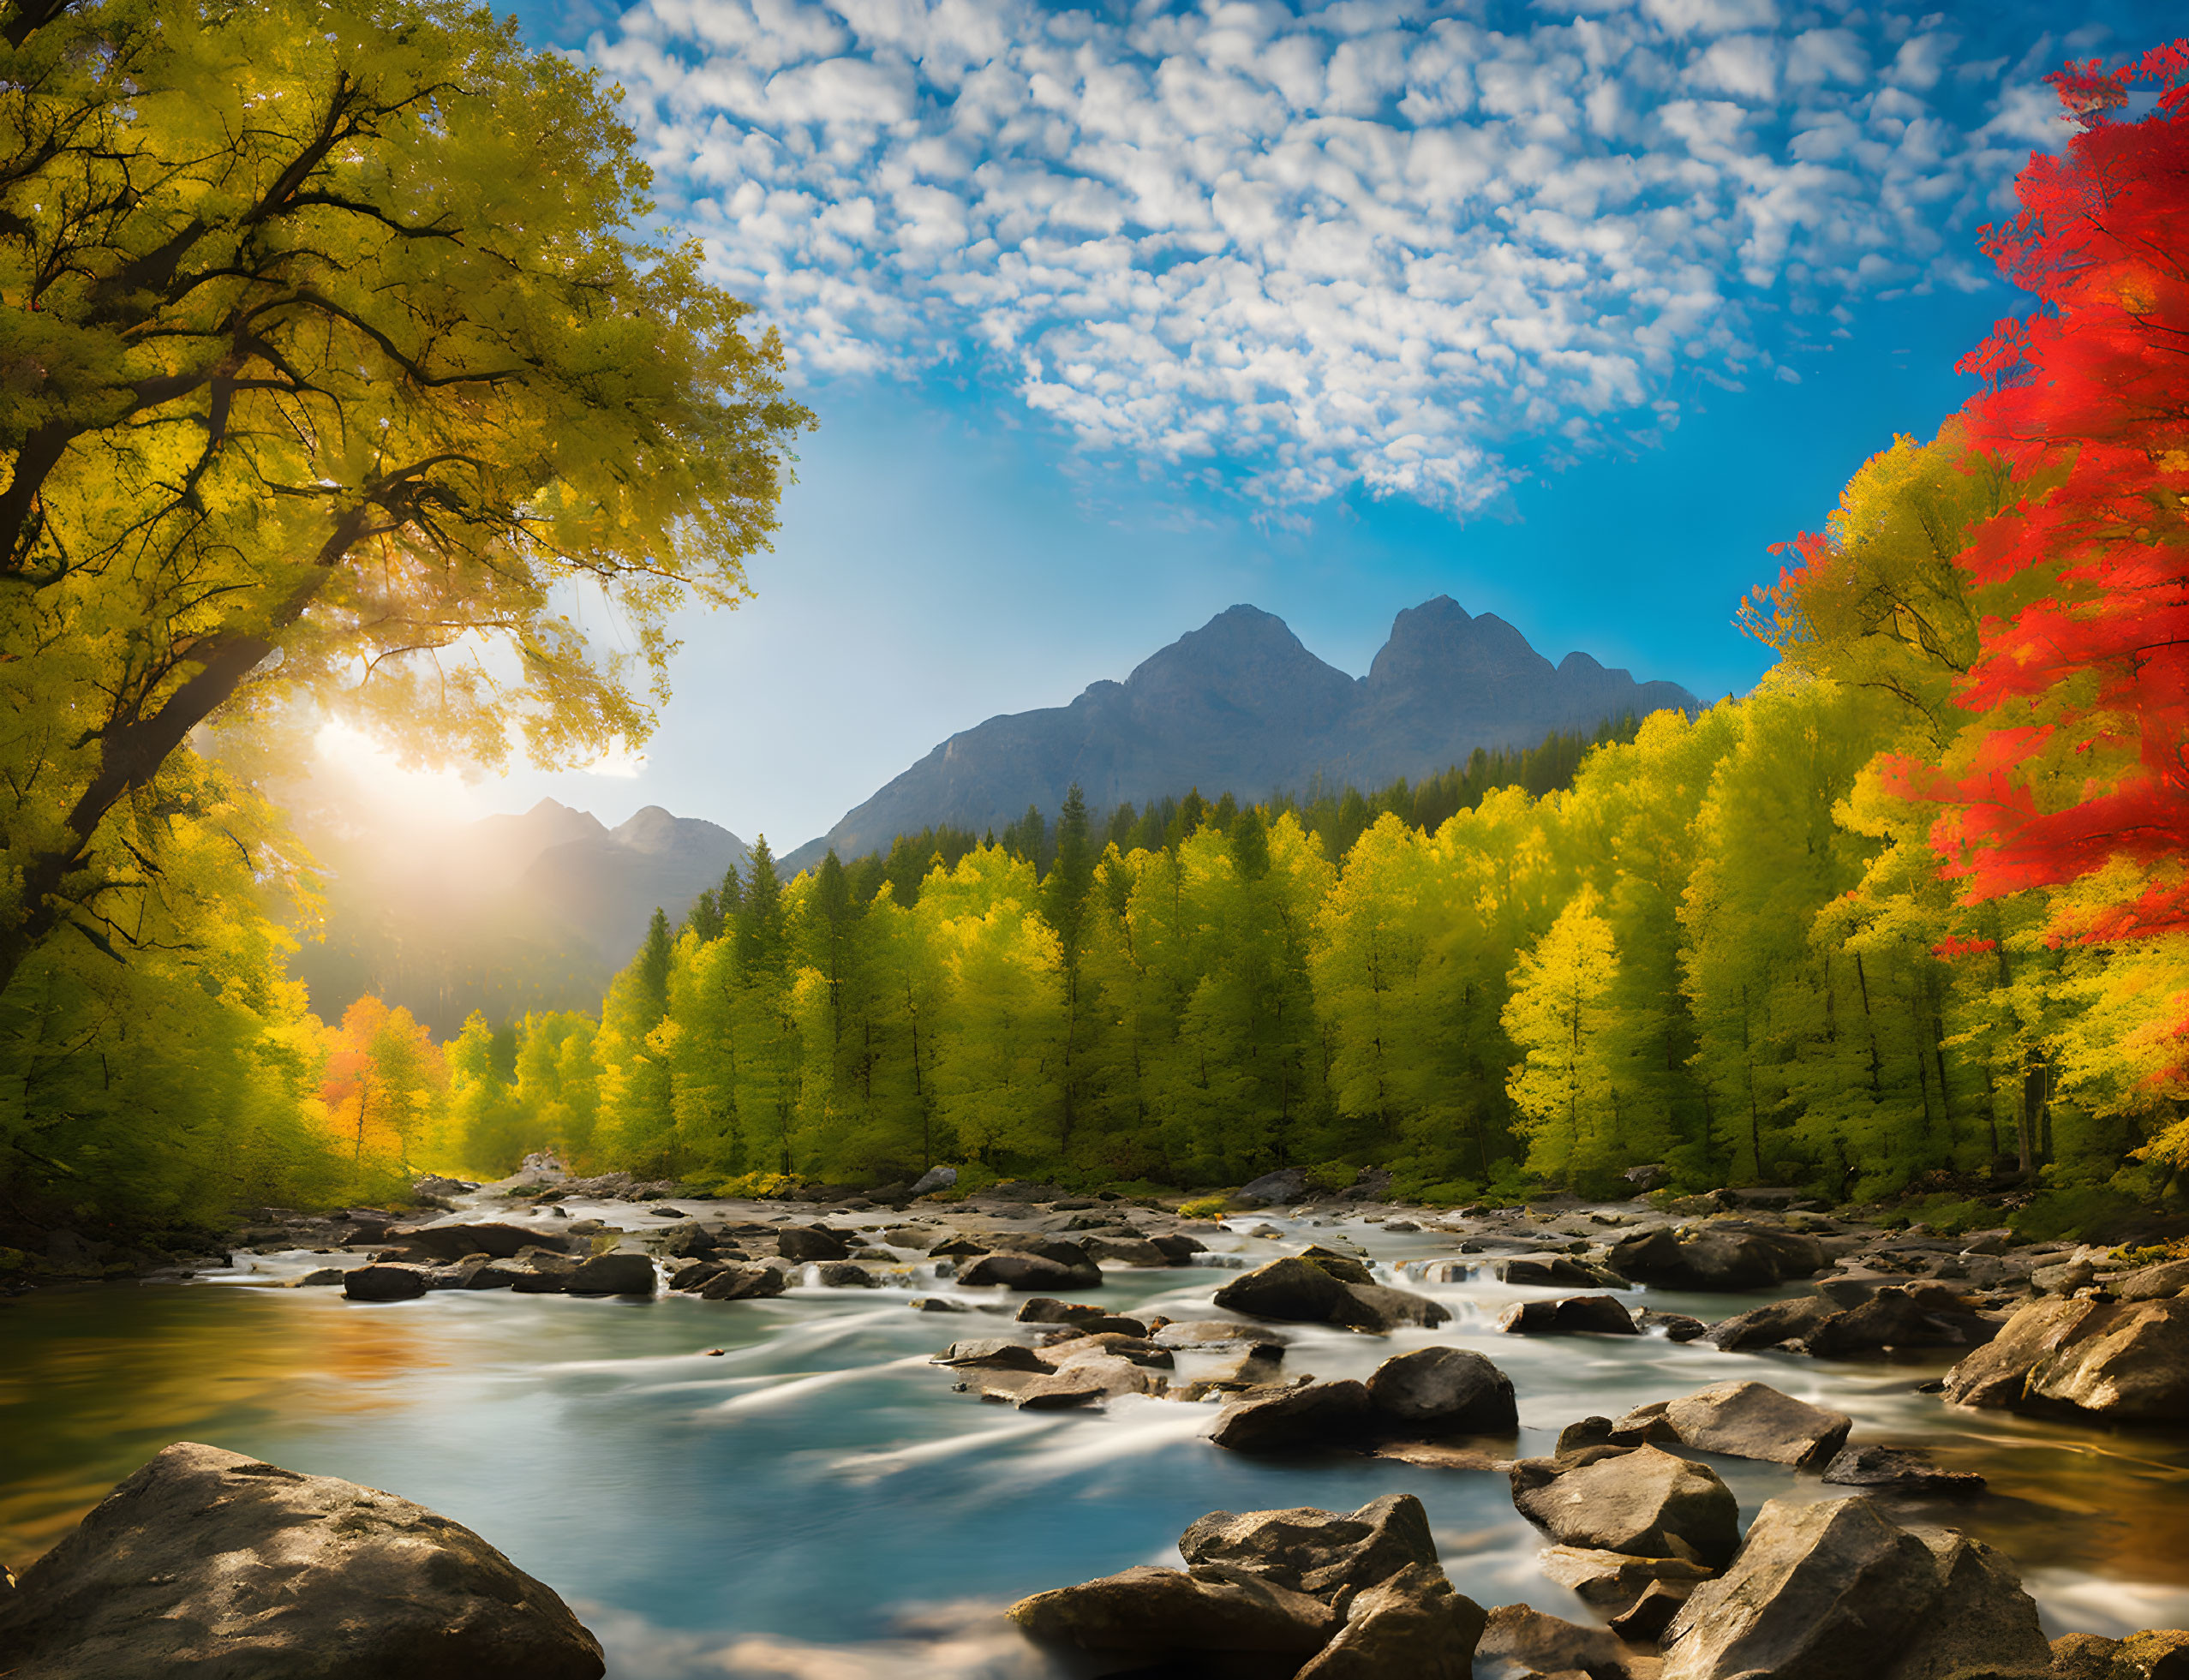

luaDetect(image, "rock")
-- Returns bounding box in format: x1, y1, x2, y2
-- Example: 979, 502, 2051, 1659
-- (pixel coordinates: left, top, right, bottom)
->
1804, 1286, 2001, 1358
1044, 1331, 1172, 1368
299, 1268, 345, 1286
1612, 1577, 1696, 1642
2048, 1630, 2189, 1680
1659, 1497, 2051, 1680
1658, 1380, 1851, 1468
1942, 1296, 2189, 1423
1016, 1355, 1158, 1408
400, 1223, 567, 1262
814, 1262, 876, 1287
906, 1295, 966, 1313
1081, 1235, 1169, 1266
1232, 1168, 1310, 1208
2034, 1259, 2099, 1295
1475, 1604, 1639, 1680
1495, 1254, 1608, 1288
1180, 1493, 1439, 1598
936, 1339, 1053, 1371
2116, 1260, 2189, 1301
1498, 1294, 1638, 1336
1705, 1294, 1838, 1351
775, 1226, 851, 1261
695, 1265, 786, 1301
1625, 1163, 1669, 1192
1610, 1223, 1825, 1291
413, 1174, 477, 1199
1211, 1380, 1373, 1454
1297, 1245, 1377, 1286
1537, 1545, 1716, 1616
1511, 1446, 1740, 1568
928, 1236, 986, 1258
1365, 1346, 1518, 1436
1213, 1256, 1450, 1332
1153, 1319, 1290, 1350
563, 1253, 656, 1296
908, 1165, 959, 1196
1149, 1233, 1207, 1262
0, 1443, 603, 1680
1018, 1297, 1106, 1324
652, 1223, 718, 1259
343, 1264, 428, 1301
1636, 1310, 1708, 1342
1008, 1563, 1336, 1658
1295, 1562, 1486, 1679
957, 1250, 1103, 1291
1821, 1445, 1986, 1496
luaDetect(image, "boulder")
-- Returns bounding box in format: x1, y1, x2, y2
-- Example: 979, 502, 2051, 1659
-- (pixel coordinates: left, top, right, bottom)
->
652, 1223, 718, 1259
1017, 1297, 1105, 1325
957, 1250, 1103, 1291
1495, 1254, 1609, 1288
343, 1264, 428, 1301
1294, 1563, 1486, 1680
1510, 1445, 1740, 1568
1659, 1497, 2051, 1680
2116, 1259, 2189, 1302
775, 1226, 851, 1261
1154, 1319, 1290, 1351
1821, 1445, 1986, 1496
1610, 1223, 1825, 1291
1150, 1233, 1207, 1263
1213, 1257, 1450, 1332
906, 1295, 966, 1313
1016, 1356, 1158, 1408
1232, 1167, 1310, 1208
1804, 1286, 2001, 1358
814, 1262, 876, 1287
1210, 1380, 1373, 1454
1636, 1309, 1709, 1342
1043, 1331, 1172, 1368
1082, 1235, 1169, 1266
936, 1338, 1053, 1371
1365, 1347, 1518, 1436
1474, 1604, 1637, 1680
907, 1165, 958, 1196
695, 1264, 786, 1301
1498, 1294, 1638, 1336
1179, 1493, 1438, 1599
1297, 1245, 1376, 1286
1705, 1294, 1838, 1351
1658, 1381, 1851, 1467
0, 1443, 603, 1680
2048, 1630, 2189, 1680
399, 1223, 565, 1262
563, 1253, 656, 1296
1942, 1296, 2189, 1424
1008, 1563, 1336, 1658
1537, 1545, 1716, 1616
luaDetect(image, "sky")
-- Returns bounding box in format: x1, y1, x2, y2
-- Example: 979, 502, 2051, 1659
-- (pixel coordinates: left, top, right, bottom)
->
326, 0, 2180, 852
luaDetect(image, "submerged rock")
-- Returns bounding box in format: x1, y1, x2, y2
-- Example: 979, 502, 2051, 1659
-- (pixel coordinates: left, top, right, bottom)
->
1658, 1496, 2051, 1680
1942, 1295, 2189, 1424
0, 1442, 604, 1680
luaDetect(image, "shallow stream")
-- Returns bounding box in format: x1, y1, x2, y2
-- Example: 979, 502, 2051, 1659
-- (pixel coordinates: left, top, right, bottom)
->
5, 1205, 2187, 1677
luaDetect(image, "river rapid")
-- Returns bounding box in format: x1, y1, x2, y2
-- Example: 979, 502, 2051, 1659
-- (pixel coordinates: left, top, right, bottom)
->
4, 1199, 2188, 1677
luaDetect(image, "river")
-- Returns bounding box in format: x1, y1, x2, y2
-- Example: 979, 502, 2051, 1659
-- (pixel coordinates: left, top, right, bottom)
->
4, 1204, 2186, 1677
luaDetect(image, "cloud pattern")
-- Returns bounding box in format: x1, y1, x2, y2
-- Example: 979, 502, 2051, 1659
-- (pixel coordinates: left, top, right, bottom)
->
587, 0, 2091, 510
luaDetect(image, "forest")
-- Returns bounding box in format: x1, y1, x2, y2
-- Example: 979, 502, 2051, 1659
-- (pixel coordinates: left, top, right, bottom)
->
1, 16, 2184, 1247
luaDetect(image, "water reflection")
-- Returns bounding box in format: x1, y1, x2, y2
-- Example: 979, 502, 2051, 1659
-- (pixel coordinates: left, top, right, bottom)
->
2, 1212, 2186, 1677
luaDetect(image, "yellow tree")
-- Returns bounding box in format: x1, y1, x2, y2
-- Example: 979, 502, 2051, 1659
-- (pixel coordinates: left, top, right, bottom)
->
1502, 889, 1619, 1188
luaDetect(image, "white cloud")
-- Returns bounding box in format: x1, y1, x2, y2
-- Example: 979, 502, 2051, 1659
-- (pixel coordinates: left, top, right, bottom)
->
589, 0, 2073, 512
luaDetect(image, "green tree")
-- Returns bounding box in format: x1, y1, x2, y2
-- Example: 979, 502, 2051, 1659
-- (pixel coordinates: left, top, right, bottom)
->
1503, 890, 1620, 1188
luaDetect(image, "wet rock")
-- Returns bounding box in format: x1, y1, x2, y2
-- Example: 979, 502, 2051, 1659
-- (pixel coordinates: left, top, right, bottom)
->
1018, 1297, 1106, 1325
1804, 1286, 2001, 1358
906, 1296, 966, 1313
1212, 1256, 1450, 1332
1658, 1380, 1851, 1467
563, 1253, 657, 1296
1008, 1563, 1337, 1659
695, 1264, 786, 1301
343, 1264, 429, 1301
1297, 1245, 1377, 1286
775, 1226, 852, 1262
1180, 1493, 1439, 1599
652, 1223, 719, 1259
1510, 1445, 1740, 1568
0, 1442, 603, 1680
1942, 1295, 2189, 1424
956, 1249, 1103, 1291
1295, 1563, 1486, 1679
668, 1260, 725, 1292
814, 1261, 876, 1287
1610, 1223, 1825, 1291
1821, 1445, 1987, 1496
1083, 1235, 1169, 1266
1365, 1347, 1518, 1436
1475, 1603, 1641, 1680
1153, 1319, 1290, 1350
401, 1223, 568, 1262
1232, 1168, 1311, 1208
935, 1338, 1054, 1371
1149, 1233, 1207, 1263
299, 1268, 345, 1287
1636, 1310, 1709, 1342
1211, 1379, 1373, 1454
1537, 1545, 1716, 1617
1704, 1294, 1838, 1351
928, 1236, 986, 1258
1659, 1497, 2051, 1680
1496, 1254, 1613, 1288
1498, 1294, 1638, 1336
1016, 1354, 1159, 1408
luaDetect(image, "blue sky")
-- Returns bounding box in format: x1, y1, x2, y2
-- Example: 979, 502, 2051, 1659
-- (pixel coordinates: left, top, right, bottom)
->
380, 0, 2179, 852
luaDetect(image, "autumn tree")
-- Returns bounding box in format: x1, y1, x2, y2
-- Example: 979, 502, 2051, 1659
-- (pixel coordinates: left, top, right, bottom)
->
0, 0, 810, 997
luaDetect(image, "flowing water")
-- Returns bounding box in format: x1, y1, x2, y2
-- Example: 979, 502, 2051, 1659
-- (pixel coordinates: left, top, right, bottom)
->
5, 1204, 2188, 1677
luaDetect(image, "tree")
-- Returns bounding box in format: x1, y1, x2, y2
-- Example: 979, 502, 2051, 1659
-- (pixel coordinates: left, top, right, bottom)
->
1503, 889, 1620, 1188
0, 0, 811, 996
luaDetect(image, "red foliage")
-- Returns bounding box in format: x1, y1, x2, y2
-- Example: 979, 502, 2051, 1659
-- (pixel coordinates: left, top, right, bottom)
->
1916, 42, 2189, 943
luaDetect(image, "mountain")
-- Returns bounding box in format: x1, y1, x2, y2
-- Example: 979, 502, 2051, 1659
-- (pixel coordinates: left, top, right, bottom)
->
781, 598, 1696, 871
290, 798, 749, 1036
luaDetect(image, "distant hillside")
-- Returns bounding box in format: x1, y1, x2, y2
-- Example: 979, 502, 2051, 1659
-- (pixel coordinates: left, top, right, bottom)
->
782, 597, 1695, 873
290, 799, 749, 1037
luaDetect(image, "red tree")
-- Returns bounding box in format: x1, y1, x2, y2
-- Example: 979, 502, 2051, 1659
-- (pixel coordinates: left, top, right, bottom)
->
1917, 42, 2189, 947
